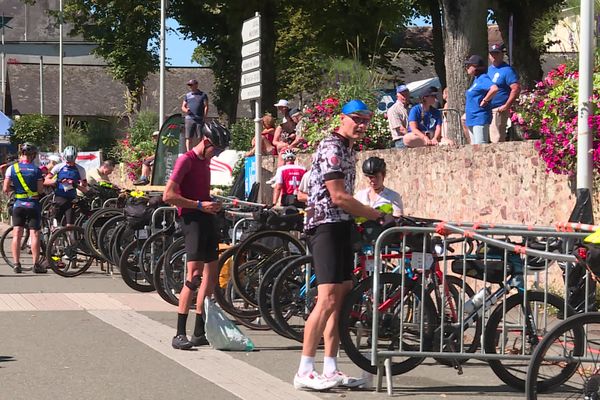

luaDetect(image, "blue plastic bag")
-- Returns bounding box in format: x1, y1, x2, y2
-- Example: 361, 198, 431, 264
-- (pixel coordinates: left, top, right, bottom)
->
204, 297, 255, 351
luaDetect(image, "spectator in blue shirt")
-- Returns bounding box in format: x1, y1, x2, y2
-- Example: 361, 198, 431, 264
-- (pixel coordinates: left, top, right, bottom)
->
488, 43, 521, 143
405, 87, 442, 147
464, 55, 498, 144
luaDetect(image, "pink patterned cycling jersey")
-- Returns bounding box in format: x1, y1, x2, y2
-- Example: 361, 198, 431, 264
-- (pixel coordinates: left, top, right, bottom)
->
169, 150, 211, 215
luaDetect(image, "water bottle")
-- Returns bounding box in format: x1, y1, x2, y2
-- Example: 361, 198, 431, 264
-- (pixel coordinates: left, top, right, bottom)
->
463, 287, 491, 314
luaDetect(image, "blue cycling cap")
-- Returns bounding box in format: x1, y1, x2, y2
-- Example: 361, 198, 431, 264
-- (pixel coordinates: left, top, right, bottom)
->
341, 99, 372, 115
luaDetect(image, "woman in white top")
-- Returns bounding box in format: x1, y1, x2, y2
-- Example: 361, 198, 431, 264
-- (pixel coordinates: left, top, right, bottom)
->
354, 157, 403, 217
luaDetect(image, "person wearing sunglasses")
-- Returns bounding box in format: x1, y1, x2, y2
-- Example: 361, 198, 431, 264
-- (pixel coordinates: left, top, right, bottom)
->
464, 54, 499, 144
404, 87, 442, 147
162, 121, 231, 350
294, 100, 389, 391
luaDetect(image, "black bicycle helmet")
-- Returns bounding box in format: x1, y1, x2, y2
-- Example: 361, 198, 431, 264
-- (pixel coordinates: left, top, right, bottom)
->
20, 142, 38, 156
202, 121, 231, 149
362, 156, 386, 175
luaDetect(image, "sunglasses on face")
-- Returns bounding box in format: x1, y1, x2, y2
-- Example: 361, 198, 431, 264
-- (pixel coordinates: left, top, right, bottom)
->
350, 115, 371, 125
205, 142, 225, 156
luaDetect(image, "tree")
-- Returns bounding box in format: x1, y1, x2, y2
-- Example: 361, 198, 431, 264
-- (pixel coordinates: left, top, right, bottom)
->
440, 0, 488, 144
9, 114, 58, 150
58, 0, 160, 121
490, 0, 566, 88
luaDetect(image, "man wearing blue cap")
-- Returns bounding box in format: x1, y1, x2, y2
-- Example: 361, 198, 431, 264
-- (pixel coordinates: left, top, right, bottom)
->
387, 84, 410, 148
487, 43, 520, 143
294, 99, 388, 391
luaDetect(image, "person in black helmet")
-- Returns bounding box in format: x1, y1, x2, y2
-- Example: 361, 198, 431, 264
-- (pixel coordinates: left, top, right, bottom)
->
162, 120, 231, 350
354, 157, 403, 217
2, 143, 45, 273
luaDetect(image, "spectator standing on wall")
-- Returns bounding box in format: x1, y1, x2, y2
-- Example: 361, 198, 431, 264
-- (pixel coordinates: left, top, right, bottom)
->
406, 87, 443, 147
464, 55, 498, 144
387, 85, 411, 149
182, 79, 209, 152
487, 43, 521, 143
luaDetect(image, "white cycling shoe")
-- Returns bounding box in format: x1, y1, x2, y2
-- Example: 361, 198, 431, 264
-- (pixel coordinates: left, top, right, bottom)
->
293, 371, 339, 391
324, 370, 367, 388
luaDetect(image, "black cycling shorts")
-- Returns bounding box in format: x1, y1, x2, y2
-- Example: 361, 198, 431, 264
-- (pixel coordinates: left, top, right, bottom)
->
308, 221, 354, 285
54, 196, 75, 225
12, 206, 41, 230
184, 119, 204, 139
180, 211, 219, 262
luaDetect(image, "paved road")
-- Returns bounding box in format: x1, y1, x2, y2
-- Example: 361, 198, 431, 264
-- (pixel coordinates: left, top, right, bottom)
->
0, 261, 530, 400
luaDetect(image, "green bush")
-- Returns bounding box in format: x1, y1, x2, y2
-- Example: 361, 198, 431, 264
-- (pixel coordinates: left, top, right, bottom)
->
129, 110, 158, 147
87, 117, 119, 155
9, 114, 58, 150
63, 118, 90, 150
230, 118, 256, 151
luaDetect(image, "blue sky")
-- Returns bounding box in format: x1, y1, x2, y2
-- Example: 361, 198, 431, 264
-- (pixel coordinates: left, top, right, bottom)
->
166, 19, 198, 67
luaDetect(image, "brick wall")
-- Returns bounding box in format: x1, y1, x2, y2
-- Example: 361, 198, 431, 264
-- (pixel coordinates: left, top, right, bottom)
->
261, 142, 598, 225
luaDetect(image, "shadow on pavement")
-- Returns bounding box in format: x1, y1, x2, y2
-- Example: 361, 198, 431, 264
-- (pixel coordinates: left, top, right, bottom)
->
0, 355, 15, 366
391, 385, 519, 396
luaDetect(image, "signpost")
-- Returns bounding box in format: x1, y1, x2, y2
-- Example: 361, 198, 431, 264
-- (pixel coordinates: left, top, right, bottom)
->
240, 13, 262, 201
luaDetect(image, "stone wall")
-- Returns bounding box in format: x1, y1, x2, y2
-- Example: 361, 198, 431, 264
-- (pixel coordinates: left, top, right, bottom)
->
261, 141, 599, 226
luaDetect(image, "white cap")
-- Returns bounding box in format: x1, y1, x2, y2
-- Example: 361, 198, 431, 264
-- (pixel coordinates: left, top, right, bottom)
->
273, 99, 289, 108
152, 130, 160, 137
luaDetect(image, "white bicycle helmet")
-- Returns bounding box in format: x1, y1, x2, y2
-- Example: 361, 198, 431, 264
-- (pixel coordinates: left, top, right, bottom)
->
282, 149, 296, 161
63, 146, 78, 162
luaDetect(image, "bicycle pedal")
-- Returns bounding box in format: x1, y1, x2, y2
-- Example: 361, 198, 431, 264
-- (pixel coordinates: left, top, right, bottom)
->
453, 362, 463, 375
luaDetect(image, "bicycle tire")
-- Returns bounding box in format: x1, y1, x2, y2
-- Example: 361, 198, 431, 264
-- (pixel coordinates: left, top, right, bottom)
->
83, 208, 122, 259
231, 230, 305, 306
119, 240, 155, 292
138, 229, 175, 283
152, 253, 174, 305
526, 312, 591, 399
109, 223, 128, 266
483, 290, 576, 392
0, 226, 32, 271
46, 226, 95, 277
111, 223, 136, 267
224, 280, 270, 331
271, 255, 316, 342
257, 254, 302, 339
213, 245, 261, 321
339, 272, 436, 375
97, 215, 126, 263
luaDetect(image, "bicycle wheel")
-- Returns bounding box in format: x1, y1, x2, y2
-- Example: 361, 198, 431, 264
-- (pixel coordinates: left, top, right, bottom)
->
483, 290, 576, 392
213, 245, 262, 322
431, 274, 481, 366
152, 253, 174, 305
224, 280, 270, 331
111, 223, 136, 266
162, 237, 194, 307
526, 312, 593, 399
97, 215, 126, 262
231, 230, 305, 306
138, 229, 175, 283
46, 226, 95, 277
339, 272, 436, 375
271, 255, 316, 342
257, 254, 302, 338
119, 240, 155, 292
83, 208, 122, 259
0, 226, 32, 271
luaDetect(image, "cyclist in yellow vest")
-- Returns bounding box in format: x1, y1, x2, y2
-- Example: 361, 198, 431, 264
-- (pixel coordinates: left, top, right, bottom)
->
2, 143, 45, 273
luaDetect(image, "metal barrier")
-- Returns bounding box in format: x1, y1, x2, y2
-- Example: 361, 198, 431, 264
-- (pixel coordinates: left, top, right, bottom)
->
150, 206, 177, 234
368, 221, 594, 395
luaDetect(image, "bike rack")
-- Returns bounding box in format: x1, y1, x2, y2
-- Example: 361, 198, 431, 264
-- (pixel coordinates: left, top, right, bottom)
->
369, 221, 594, 395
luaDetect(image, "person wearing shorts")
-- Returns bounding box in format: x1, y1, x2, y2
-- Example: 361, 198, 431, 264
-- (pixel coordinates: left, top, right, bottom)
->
163, 121, 231, 350
45, 146, 88, 226
293, 100, 387, 391
3, 143, 45, 274
182, 79, 209, 151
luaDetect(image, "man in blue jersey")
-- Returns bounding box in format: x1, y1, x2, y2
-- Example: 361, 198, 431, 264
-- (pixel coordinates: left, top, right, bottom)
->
182, 79, 209, 151
488, 43, 521, 143
44, 146, 88, 226
2, 143, 45, 273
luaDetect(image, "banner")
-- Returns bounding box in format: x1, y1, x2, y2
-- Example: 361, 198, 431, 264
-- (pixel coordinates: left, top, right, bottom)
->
245, 155, 256, 197
151, 114, 244, 187
40, 151, 101, 172
151, 114, 183, 186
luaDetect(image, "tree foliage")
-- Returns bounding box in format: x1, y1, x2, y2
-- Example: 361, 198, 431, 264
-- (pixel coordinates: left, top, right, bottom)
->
58, 0, 160, 120
9, 114, 58, 150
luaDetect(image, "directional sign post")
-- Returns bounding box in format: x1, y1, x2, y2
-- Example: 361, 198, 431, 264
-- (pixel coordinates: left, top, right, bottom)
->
241, 12, 263, 201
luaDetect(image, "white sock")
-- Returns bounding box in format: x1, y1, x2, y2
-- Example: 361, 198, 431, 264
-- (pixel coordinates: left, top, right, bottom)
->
322, 356, 338, 377
297, 355, 315, 376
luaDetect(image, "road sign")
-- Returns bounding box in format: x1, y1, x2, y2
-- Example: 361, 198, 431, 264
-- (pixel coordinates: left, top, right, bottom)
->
240, 85, 261, 101
241, 15, 260, 43
241, 70, 261, 87
241, 55, 260, 73
241, 41, 260, 58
